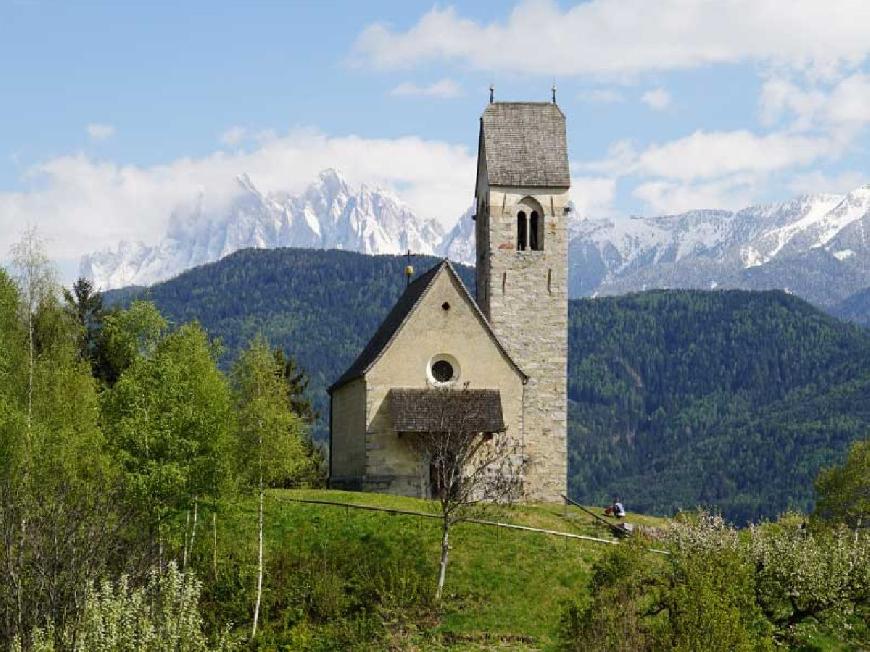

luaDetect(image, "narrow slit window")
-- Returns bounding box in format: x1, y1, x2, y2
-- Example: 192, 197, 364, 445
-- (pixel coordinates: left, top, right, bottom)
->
530, 211, 541, 250
517, 211, 527, 250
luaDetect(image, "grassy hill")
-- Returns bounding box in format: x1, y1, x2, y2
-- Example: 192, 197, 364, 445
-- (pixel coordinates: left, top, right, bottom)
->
106, 247, 870, 524
208, 488, 664, 649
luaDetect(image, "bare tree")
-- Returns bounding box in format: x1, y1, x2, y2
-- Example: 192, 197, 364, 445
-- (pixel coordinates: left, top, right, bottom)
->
395, 387, 525, 601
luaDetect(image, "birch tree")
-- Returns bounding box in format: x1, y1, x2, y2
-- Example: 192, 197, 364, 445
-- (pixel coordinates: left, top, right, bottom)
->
231, 338, 306, 639
102, 318, 232, 566
9, 226, 56, 428
0, 265, 125, 646
404, 388, 525, 601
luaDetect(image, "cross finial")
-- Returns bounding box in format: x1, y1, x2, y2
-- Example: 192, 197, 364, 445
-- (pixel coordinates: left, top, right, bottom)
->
552, 81, 557, 104
489, 84, 494, 103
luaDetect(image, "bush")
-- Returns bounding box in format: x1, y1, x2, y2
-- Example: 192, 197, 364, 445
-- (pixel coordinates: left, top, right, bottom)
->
751, 520, 870, 647
559, 511, 869, 651
14, 564, 237, 652
560, 513, 774, 651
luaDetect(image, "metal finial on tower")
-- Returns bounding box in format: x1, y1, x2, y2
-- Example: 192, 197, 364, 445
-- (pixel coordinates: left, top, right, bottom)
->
552, 80, 557, 104
404, 249, 414, 287
489, 84, 494, 103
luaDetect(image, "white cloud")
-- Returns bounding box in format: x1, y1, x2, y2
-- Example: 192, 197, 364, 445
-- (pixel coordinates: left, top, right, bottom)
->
570, 176, 617, 217
760, 73, 870, 131
632, 129, 840, 181
641, 88, 671, 110
580, 121, 857, 214
0, 130, 476, 266
633, 175, 761, 214
578, 88, 624, 104
389, 78, 462, 98
787, 169, 866, 195
355, 0, 870, 76
86, 123, 115, 141
219, 126, 248, 146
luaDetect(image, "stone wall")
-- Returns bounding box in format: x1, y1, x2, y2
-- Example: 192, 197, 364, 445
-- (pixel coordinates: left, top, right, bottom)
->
478, 186, 570, 502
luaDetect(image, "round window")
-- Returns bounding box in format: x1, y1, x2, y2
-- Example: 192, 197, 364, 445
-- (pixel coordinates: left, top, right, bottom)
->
427, 354, 460, 386
431, 359, 454, 383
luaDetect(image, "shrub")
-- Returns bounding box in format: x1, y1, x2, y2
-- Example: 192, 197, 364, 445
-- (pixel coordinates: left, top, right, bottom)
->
14, 564, 237, 652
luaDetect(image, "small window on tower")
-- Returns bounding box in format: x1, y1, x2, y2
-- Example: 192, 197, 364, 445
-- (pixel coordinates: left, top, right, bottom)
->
530, 211, 541, 250
517, 211, 527, 250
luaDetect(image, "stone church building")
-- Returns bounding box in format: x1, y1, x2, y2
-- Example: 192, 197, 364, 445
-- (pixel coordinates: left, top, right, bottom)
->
328, 100, 570, 502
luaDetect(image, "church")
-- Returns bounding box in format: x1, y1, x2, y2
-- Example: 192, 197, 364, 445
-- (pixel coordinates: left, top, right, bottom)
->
328, 99, 570, 502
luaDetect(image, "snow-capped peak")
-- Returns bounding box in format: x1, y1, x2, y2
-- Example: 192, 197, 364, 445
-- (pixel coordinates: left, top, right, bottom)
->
81, 169, 447, 290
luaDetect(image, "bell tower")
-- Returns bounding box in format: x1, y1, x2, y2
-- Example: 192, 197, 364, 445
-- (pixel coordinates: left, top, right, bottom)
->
474, 99, 570, 502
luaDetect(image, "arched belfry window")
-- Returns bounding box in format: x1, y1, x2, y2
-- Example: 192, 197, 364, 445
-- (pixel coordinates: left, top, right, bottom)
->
517, 211, 527, 250
516, 197, 545, 252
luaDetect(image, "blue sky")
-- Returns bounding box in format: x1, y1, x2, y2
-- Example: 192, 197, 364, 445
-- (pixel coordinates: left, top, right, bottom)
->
1, 0, 868, 275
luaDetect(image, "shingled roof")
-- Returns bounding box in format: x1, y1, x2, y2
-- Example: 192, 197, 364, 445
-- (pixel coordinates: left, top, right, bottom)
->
328, 260, 525, 393
389, 388, 505, 434
479, 102, 570, 188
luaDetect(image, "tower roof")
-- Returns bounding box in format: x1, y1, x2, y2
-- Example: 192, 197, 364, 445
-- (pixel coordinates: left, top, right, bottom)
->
479, 102, 570, 188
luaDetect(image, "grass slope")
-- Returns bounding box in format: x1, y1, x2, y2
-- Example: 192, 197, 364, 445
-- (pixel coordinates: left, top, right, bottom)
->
214, 489, 663, 648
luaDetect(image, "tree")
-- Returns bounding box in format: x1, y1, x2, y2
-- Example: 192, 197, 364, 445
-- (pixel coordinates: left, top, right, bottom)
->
9, 227, 57, 427
95, 300, 166, 385
403, 387, 525, 601
102, 319, 233, 567
273, 348, 317, 425
0, 265, 129, 648
814, 438, 869, 531
273, 348, 325, 486
63, 277, 105, 371
231, 338, 307, 639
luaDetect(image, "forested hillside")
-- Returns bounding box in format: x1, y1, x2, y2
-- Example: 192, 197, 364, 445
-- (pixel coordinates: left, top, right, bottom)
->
567, 290, 870, 523
109, 248, 870, 523
831, 286, 870, 327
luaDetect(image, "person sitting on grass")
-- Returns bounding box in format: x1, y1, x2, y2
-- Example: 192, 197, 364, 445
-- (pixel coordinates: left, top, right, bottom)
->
604, 497, 626, 518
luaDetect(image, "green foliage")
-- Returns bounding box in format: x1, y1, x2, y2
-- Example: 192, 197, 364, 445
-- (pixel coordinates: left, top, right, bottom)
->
102, 318, 233, 548
96, 300, 167, 385
0, 266, 127, 646
63, 276, 105, 370
567, 290, 870, 523
232, 337, 308, 490
814, 438, 869, 529
14, 564, 238, 652
273, 347, 326, 487
751, 520, 870, 646
559, 512, 868, 651
274, 347, 317, 425
558, 540, 662, 651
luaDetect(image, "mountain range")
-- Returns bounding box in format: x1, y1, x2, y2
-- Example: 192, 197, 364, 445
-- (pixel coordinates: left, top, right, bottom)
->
82, 170, 870, 312
81, 170, 450, 289
570, 186, 870, 307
